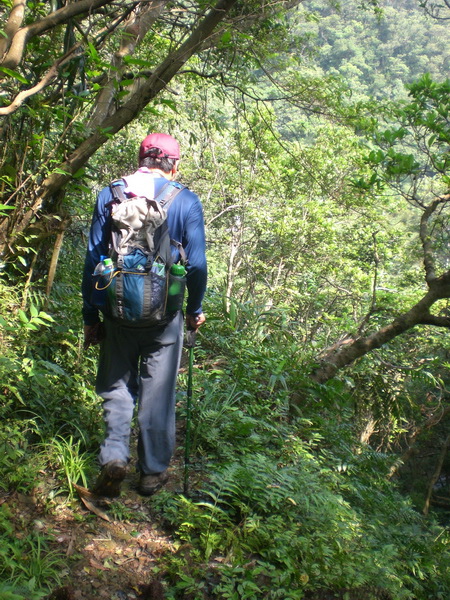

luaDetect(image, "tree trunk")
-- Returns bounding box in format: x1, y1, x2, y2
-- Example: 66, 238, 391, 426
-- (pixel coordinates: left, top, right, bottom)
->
306, 195, 450, 385
386, 404, 450, 480
87, 0, 169, 130
45, 226, 67, 302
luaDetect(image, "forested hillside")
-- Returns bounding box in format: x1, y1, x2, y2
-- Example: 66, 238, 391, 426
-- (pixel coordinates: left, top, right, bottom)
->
299, 0, 449, 100
0, 1, 449, 599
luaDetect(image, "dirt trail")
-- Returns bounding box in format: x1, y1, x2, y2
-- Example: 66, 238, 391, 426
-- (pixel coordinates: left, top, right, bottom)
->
3, 442, 191, 600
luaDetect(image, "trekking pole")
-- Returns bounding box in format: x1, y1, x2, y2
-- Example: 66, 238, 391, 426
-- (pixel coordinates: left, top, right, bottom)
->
183, 327, 196, 496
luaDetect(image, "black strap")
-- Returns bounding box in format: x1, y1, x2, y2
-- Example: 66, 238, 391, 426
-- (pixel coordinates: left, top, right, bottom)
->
149, 182, 185, 267
109, 180, 127, 203
159, 182, 182, 208
170, 239, 187, 265
115, 272, 124, 319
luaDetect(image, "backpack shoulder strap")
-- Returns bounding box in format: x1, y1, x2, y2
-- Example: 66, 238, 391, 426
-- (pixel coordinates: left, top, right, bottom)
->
153, 182, 186, 266
155, 181, 185, 209
109, 179, 127, 203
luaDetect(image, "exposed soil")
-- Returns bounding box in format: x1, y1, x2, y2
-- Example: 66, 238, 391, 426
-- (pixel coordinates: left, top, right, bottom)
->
1, 439, 195, 600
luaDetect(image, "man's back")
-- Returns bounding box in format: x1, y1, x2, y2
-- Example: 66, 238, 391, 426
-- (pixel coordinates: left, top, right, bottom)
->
82, 171, 207, 324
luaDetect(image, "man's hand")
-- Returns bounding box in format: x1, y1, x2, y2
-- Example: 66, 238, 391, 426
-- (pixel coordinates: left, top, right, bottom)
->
83, 322, 105, 350
185, 312, 205, 332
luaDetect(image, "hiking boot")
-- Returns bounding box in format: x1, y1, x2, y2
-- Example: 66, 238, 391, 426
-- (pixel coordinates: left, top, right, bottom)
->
92, 459, 127, 498
138, 471, 169, 496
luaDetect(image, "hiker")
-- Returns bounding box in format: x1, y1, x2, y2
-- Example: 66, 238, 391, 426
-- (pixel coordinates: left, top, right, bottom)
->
81, 132, 207, 497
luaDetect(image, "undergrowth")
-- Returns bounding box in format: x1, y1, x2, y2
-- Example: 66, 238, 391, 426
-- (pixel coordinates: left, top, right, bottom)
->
0, 504, 64, 599
153, 444, 450, 600
0, 273, 100, 597
152, 297, 450, 600
1, 278, 450, 599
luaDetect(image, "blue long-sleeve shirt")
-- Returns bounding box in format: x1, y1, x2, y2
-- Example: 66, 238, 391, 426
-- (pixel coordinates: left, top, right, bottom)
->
82, 174, 207, 326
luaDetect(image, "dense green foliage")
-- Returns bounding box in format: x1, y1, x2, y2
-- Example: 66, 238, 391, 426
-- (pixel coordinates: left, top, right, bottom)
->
298, 0, 450, 101
1, 1, 450, 598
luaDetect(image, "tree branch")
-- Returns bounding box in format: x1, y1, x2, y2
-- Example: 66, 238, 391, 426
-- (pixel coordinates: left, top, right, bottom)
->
0, 0, 113, 72
309, 191, 450, 384
0, 43, 83, 116
88, 0, 169, 130
418, 313, 450, 327
388, 404, 450, 479
206, 204, 240, 227
356, 231, 380, 336
310, 284, 448, 385
5, 0, 240, 242
0, 0, 26, 61
423, 433, 450, 515
420, 0, 450, 20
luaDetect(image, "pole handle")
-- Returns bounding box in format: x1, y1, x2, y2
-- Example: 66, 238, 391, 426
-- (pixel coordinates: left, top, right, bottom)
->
185, 328, 197, 348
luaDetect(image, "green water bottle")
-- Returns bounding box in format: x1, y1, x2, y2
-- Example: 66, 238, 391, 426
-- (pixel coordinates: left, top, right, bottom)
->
166, 263, 187, 312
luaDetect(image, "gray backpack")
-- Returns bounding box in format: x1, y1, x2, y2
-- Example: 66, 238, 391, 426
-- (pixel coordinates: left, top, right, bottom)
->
92, 179, 187, 326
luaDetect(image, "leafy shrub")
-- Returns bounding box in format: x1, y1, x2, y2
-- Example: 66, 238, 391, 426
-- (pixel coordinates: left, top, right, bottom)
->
0, 422, 43, 493
155, 448, 450, 600
153, 297, 450, 599
0, 274, 102, 447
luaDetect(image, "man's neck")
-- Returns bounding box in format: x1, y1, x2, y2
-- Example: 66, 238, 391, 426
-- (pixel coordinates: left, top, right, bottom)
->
138, 166, 173, 180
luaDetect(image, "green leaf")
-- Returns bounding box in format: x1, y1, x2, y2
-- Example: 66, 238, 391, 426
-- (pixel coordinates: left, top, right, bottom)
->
220, 30, 232, 45
368, 149, 384, 164
52, 168, 71, 175
87, 42, 99, 61
40, 360, 66, 376
0, 66, 29, 84
122, 57, 153, 67
73, 168, 85, 179
38, 311, 55, 322
31, 317, 51, 326
18, 310, 29, 323
159, 98, 177, 112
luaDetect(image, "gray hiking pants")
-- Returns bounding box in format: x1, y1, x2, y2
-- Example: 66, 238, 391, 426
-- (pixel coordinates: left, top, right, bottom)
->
96, 311, 183, 475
